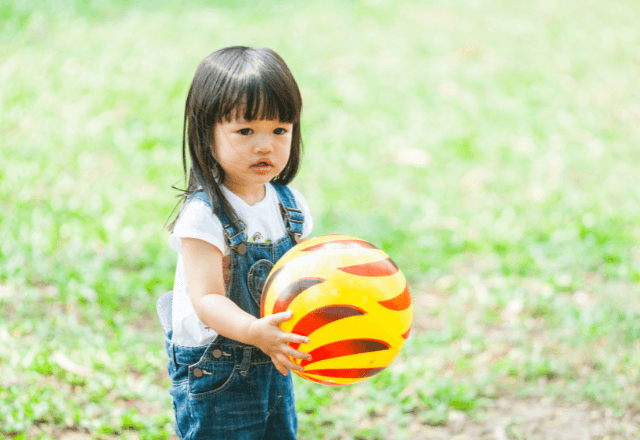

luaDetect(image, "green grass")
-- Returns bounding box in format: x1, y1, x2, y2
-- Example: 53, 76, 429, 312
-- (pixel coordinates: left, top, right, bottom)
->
1, 0, 640, 438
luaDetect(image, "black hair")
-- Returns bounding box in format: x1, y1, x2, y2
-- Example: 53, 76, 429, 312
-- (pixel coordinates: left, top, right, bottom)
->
166, 46, 303, 232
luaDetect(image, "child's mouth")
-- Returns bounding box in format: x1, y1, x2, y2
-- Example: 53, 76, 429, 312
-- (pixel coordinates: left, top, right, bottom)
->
251, 160, 273, 174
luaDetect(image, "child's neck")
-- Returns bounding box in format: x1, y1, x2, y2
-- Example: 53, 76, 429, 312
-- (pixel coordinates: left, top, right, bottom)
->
224, 182, 266, 206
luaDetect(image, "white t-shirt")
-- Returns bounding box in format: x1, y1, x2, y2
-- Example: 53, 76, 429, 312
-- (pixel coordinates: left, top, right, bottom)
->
169, 183, 313, 347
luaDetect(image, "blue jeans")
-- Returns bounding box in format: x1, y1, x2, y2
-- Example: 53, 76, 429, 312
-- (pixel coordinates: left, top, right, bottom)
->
166, 334, 297, 439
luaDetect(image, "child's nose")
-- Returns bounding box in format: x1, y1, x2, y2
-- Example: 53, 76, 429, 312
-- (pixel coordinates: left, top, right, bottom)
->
254, 136, 275, 154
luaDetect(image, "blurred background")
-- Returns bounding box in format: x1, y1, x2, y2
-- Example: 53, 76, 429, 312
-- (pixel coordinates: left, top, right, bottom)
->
1, 0, 639, 438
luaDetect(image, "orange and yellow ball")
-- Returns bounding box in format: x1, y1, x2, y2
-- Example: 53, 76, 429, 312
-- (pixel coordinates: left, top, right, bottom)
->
261, 234, 413, 386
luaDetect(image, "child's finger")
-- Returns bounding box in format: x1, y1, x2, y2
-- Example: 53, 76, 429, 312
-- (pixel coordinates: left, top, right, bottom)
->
269, 310, 294, 324
286, 333, 310, 346
285, 347, 312, 362
270, 356, 289, 376
276, 353, 304, 373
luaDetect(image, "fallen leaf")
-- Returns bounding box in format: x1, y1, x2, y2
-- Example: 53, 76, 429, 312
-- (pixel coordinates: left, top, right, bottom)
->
52, 351, 91, 377
502, 299, 524, 319
391, 148, 430, 167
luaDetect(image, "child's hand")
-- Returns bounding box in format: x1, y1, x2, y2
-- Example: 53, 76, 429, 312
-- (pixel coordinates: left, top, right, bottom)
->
247, 311, 312, 376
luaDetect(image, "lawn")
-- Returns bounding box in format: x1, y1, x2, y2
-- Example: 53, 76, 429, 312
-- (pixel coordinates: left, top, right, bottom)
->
1, 0, 639, 438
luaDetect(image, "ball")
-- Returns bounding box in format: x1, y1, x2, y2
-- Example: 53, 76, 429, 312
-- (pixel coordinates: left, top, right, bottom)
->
261, 234, 413, 386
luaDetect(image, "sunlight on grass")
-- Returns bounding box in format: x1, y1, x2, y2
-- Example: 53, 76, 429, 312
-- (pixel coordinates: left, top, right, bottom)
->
2, 0, 640, 438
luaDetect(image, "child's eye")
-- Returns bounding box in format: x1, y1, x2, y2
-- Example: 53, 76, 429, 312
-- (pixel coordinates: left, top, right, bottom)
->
238, 128, 253, 135
274, 128, 287, 135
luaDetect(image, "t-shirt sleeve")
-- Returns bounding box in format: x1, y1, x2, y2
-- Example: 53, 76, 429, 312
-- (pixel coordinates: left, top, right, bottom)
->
290, 187, 314, 239
169, 199, 225, 254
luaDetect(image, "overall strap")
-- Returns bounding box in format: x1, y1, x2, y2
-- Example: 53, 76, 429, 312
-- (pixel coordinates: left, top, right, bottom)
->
271, 182, 305, 244
217, 204, 248, 255
188, 191, 248, 254
182, 191, 211, 214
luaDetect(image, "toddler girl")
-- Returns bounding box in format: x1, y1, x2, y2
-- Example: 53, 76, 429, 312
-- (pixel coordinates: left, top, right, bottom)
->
157, 46, 313, 439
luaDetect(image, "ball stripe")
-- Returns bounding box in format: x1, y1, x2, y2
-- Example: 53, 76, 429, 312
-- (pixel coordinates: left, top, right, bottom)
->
301, 239, 379, 252
289, 305, 366, 350
303, 367, 386, 379
260, 265, 286, 317
298, 375, 343, 386
273, 277, 325, 314
401, 325, 412, 340
337, 258, 399, 277
300, 339, 390, 367
378, 284, 412, 311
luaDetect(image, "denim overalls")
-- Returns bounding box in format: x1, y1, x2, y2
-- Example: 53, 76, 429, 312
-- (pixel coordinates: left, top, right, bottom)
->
157, 182, 304, 439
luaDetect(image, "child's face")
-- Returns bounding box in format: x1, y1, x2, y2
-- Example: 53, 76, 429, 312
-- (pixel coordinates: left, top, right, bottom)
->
213, 113, 293, 199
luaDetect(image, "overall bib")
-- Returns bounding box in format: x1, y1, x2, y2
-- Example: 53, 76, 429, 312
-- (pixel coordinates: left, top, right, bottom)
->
157, 182, 304, 439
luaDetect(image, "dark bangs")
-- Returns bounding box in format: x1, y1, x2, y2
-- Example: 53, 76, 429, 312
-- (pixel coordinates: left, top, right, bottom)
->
197, 47, 302, 125
218, 56, 301, 125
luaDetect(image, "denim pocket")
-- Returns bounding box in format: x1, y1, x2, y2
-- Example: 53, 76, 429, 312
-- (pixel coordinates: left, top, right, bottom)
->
188, 361, 238, 400
247, 259, 274, 308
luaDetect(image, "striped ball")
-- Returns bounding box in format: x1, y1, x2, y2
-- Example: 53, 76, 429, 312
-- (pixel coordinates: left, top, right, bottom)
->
261, 234, 413, 386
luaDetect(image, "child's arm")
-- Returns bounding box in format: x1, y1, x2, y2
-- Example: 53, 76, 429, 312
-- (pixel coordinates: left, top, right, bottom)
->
181, 237, 312, 376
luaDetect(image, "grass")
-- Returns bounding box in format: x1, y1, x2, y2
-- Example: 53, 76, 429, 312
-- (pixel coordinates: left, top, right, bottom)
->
1, 0, 639, 438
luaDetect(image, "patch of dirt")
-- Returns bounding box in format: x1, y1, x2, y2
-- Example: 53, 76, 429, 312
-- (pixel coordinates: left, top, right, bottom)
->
399, 279, 640, 440
403, 395, 639, 439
